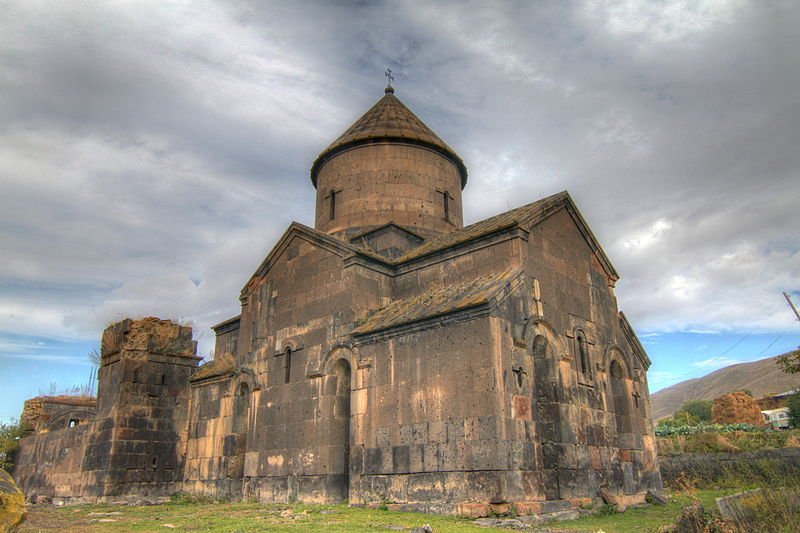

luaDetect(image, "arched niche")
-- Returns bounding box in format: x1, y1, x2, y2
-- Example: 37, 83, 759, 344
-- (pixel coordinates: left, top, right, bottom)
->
232, 382, 250, 434
522, 318, 566, 359
325, 352, 352, 502
523, 318, 566, 406
609, 359, 633, 436
603, 345, 632, 377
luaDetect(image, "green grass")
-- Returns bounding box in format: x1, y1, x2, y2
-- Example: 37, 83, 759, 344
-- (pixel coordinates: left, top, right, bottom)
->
19, 490, 741, 533
548, 489, 739, 532
21, 501, 491, 533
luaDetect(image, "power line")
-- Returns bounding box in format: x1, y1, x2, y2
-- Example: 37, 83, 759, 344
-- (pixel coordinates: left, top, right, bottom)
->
650, 304, 780, 386
753, 333, 785, 359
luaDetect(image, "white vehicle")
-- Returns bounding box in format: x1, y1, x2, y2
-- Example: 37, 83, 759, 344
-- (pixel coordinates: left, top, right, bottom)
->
761, 407, 792, 429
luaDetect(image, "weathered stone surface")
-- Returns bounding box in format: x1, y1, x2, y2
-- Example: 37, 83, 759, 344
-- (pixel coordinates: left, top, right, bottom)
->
0, 469, 26, 533
13, 87, 662, 511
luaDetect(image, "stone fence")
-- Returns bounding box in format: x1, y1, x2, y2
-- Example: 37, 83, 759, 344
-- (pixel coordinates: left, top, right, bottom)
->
659, 447, 800, 488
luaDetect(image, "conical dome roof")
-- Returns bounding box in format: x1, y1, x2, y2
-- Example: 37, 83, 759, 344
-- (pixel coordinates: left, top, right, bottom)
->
311, 88, 467, 188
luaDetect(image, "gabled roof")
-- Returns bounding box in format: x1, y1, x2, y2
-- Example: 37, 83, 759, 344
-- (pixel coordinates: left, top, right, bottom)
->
381, 191, 619, 281
240, 191, 620, 302
348, 222, 425, 243
310, 88, 467, 188
351, 269, 523, 336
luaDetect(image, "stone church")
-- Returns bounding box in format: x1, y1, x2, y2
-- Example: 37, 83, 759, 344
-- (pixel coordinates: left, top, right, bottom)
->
13, 85, 662, 515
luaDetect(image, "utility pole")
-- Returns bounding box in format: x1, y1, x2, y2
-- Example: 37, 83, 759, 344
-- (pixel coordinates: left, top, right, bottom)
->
784, 292, 800, 322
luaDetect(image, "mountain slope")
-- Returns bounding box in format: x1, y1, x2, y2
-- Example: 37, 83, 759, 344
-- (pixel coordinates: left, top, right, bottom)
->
650, 354, 800, 420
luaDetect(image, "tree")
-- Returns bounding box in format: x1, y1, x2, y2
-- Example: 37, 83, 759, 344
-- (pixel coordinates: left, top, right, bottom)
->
776, 347, 800, 374
678, 400, 713, 423
787, 392, 800, 429
0, 418, 29, 471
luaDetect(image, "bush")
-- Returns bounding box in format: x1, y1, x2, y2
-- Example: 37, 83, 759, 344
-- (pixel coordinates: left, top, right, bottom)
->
655, 423, 764, 437
680, 399, 713, 422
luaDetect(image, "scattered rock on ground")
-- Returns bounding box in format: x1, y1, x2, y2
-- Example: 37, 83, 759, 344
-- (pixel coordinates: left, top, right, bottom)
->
473, 518, 525, 529
410, 525, 433, 533
647, 490, 668, 505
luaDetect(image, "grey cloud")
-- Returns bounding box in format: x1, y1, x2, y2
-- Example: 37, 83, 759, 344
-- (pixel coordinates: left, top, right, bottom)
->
0, 0, 798, 358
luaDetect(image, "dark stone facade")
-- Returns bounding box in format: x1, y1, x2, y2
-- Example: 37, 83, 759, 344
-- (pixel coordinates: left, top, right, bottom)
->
13, 87, 662, 513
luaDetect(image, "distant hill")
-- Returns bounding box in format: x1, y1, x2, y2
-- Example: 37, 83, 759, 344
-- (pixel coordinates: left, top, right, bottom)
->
650, 354, 800, 420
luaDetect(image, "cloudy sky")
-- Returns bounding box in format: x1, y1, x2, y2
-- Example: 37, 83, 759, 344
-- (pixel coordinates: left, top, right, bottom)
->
1, 0, 799, 421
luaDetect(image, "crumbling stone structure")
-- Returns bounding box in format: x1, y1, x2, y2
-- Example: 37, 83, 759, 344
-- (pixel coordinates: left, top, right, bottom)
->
13, 318, 200, 503
14, 86, 662, 513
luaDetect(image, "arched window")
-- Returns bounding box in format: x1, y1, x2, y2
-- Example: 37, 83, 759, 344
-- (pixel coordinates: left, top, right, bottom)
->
284, 347, 292, 384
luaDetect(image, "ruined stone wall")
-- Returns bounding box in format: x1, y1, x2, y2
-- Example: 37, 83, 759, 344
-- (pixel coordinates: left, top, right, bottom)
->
315, 143, 463, 240
13, 424, 93, 504
20, 396, 96, 434
13, 318, 200, 504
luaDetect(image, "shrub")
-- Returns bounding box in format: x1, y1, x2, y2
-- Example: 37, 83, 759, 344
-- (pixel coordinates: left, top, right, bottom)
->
787, 392, 800, 428
722, 488, 800, 532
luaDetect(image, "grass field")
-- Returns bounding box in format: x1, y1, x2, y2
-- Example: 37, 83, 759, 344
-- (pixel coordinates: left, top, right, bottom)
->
18, 489, 736, 533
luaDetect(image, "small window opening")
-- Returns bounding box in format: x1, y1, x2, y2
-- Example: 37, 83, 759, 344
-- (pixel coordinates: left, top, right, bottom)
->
68, 419, 78, 428
152, 456, 158, 470
577, 332, 590, 376
330, 190, 336, 220
160, 374, 166, 385
441, 191, 450, 221
284, 347, 292, 384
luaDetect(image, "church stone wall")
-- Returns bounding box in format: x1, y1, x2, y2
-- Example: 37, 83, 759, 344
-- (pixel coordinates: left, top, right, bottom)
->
351, 318, 503, 507
523, 209, 661, 501
182, 375, 252, 500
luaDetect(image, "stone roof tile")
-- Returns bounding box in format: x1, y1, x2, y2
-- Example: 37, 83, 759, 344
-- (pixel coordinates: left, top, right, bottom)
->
311, 90, 467, 187
393, 191, 570, 262
351, 269, 521, 335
